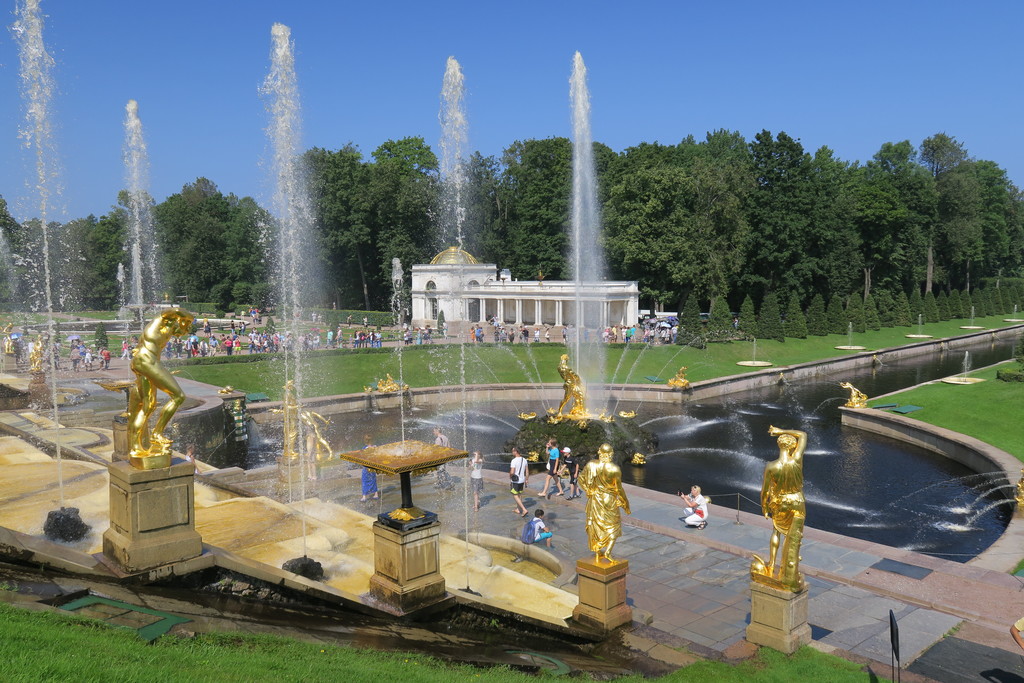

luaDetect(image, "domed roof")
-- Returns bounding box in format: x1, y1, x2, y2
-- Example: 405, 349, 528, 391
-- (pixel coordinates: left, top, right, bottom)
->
429, 246, 479, 265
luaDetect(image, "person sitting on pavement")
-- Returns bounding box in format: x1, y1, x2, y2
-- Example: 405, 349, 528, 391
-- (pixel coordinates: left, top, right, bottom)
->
679, 485, 709, 529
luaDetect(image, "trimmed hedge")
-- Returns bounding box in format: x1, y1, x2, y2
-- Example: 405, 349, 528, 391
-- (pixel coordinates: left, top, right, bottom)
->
996, 368, 1024, 382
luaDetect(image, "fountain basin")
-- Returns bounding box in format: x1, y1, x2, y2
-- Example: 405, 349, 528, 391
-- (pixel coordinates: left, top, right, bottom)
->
940, 377, 986, 385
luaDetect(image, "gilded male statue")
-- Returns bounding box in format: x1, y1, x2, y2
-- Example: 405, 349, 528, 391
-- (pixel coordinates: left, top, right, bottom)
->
128, 308, 194, 466
751, 426, 808, 591
578, 443, 631, 563
556, 353, 587, 419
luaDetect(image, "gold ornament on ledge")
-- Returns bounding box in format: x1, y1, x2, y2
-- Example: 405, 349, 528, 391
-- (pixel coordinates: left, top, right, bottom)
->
517, 412, 537, 421
839, 382, 868, 409
667, 366, 690, 390
630, 452, 646, 466
364, 374, 408, 394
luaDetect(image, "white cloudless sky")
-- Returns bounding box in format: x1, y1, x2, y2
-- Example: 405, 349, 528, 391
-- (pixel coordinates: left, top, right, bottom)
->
1, 0, 1022, 222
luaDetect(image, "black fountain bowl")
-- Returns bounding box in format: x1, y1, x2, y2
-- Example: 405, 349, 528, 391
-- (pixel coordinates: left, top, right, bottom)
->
282, 555, 325, 582
43, 507, 90, 543
505, 415, 657, 465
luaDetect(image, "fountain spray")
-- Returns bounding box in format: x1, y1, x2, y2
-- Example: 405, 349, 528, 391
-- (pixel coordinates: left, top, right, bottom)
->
569, 52, 607, 400
13, 0, 65, 507
262, 22, 316, 556
122, 99, 161, 315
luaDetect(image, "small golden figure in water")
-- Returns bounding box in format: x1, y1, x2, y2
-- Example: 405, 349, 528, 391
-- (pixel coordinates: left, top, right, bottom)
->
839, 382, 868, 409
630, 452, 646, 466
667, 366, 690, 390
1016, 468, 1024, 510
578, 443, 631, 563
271, 380, 301, 463
556, 354, 588, 420
28, 333, 46, 373
127, 308, 194, 469
751, 426, 808, 592
300, 408, 333, 462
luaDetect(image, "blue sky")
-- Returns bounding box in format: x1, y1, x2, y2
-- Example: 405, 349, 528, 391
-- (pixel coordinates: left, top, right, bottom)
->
1, 1, 1022, 223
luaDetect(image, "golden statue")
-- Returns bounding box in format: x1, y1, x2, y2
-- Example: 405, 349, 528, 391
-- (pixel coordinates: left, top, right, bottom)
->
1016, 468, 1024, 510
2, 323, 14, 355
517, 411, 537, 421
272, 380, 333, 463
28, 333, 46, 373
556, 354, 588, 420
578, 443, 631, 563
630, 452, 646, 466
127, 308, 194, 469
364, 374, 407, 393
751, 426, 808, 592
667, 366, 690, 390
839, 382, 868, 409
300, 408, 333, 462
270, 380, 301, 463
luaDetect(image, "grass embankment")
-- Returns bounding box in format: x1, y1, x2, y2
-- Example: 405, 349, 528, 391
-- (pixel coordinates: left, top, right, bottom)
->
869, 364, 1024, 462
0, 603, 883, 682
173, 315, 1023, 400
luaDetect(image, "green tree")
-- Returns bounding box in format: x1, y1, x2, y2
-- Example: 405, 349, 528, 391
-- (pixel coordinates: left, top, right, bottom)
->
961, 290, 976, 321
864, 293, 881, 331
846, 293, 866, 334
826, 294, 846, 335
920, 133, 969, 292
93, 321, 108, 350
874, 289, 896, 327
783, 296, 808, 339
676, 294, 702, 344
805, 293, 828, 336
738, 295, 757, 337
894, 290, 913, 326
756, 292, 784, 342
948, 288, 964, 319
707, 296, 733, 340
909, 288, 924, 323
935, 290, 950, 321
923, 291, 940, 323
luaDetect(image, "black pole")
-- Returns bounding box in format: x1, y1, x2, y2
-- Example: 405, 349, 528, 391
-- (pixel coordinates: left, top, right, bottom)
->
400, 471, 413, 509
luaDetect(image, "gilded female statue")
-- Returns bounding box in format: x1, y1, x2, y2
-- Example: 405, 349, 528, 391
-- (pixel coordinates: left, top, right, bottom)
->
751, 426, 808, 591
578, 443, 631, 562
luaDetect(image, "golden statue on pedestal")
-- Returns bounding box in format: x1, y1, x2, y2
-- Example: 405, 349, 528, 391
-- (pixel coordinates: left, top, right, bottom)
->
839, 382, 868, 409
555, 354, 588, 420
751, 426, 808, 592
127, 308, 194, 469
3, 323, 15, 355
28, 333, 46, 373
667, 366, 690, 390
578, 443, 631, 563
272, 379, 333, 464
364, 373, 407, 394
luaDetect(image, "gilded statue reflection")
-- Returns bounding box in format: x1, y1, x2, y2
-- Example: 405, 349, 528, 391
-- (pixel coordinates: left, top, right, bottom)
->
128, 308, 194, 469
839, 382, 868, 409
751, 426, 808, 592
578, 443, 631, 563
556, 353, 588, 419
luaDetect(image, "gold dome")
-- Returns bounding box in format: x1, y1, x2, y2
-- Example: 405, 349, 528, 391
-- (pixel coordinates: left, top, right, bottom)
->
429, 246, 479, 265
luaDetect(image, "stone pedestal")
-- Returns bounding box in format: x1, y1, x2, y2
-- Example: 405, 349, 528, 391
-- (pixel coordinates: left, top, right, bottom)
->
746, 581, 812, 654
102, 458, 202, 573
28, 371, 53, 409
368, 520, 447, 613
111, 415, 128, 462
277, 456, 305, 491
572, 558, 633, 632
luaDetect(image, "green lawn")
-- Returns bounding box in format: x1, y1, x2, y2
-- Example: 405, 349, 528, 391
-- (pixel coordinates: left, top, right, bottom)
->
173, 315, 1023, 401
869, 363, 1024, 462
0, 602, 884, 682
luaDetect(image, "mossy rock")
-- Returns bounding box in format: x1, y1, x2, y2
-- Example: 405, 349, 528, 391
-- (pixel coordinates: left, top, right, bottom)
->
505, 415, 657, 466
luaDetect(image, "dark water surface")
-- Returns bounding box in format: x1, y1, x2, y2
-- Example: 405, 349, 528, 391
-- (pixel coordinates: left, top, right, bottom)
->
255, 338, 1017, 561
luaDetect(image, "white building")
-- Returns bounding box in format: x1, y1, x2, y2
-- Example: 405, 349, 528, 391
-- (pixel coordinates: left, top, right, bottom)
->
410, 247, 639, 330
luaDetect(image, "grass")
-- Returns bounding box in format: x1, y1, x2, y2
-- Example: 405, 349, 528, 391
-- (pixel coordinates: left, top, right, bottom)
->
0, 602, 886, 682
172, 315, 1023, 401
869, 363, 1024, 462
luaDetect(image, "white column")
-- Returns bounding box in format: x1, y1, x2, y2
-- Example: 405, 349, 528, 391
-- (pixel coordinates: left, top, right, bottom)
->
515, 299, 523, 325
556, 300, 563, 327
497, 299, 505, 323
534, 300, 542, 326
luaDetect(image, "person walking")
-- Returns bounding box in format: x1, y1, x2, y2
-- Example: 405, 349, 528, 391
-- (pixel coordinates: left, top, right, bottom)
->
509, 447, 529, 516
469, 450, 484, 511
563, 447, 581, 499
542, 439, 564, 499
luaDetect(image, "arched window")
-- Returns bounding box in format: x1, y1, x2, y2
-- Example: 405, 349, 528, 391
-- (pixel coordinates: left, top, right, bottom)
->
425, 281, 437, 291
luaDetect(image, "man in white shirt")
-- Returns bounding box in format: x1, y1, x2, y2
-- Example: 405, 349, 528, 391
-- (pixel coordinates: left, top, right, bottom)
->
509, 447, 529, 516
